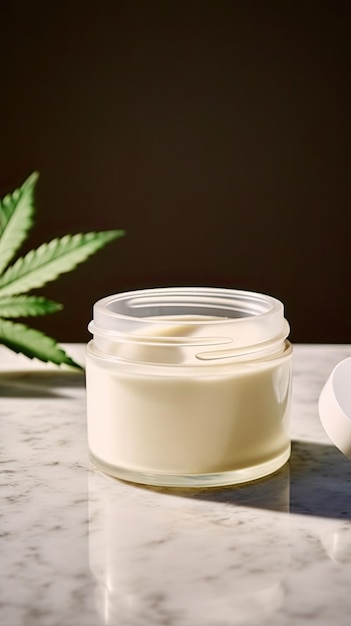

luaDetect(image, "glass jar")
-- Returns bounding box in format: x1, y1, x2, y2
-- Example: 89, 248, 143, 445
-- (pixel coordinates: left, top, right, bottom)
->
86, 287, 292, 487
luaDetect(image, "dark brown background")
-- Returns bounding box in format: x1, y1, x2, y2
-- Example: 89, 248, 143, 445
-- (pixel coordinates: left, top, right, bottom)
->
0, 0, 350, 343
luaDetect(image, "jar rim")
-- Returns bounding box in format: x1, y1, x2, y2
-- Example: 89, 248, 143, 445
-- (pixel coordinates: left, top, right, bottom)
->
93, 287, 284, 327
88, 288, 289, 361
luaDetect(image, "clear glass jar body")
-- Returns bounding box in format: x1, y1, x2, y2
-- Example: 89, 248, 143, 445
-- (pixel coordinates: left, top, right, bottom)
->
86, 287, 292, 487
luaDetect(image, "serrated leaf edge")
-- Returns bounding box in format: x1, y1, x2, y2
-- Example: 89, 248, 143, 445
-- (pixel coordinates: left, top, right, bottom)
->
0, 295, 63, 318
0, 229, 125, 297
0, 172, 39, 275
0, 318, 82, 368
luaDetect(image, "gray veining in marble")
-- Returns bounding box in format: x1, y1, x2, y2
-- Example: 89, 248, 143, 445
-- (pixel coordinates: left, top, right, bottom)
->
1, 344, 351, 626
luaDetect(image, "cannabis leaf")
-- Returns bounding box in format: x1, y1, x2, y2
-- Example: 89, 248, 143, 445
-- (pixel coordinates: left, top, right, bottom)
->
0, 295, 63, 318
0, 231, 121, 297
0, 319, 80, 368
0, 172, 38, 275
0, 173, 125, 368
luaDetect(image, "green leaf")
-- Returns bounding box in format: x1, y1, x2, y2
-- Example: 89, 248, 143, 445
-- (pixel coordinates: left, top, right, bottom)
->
0, 295, 63, 318
0, 318, 82, 368
0, 229, 125, 297
0, 172, 39, 275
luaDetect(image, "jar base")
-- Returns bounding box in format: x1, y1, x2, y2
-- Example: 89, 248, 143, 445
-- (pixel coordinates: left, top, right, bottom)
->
89, 446, 291, 487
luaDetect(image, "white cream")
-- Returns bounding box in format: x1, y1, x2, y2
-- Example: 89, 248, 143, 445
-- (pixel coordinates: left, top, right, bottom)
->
86, 356, 290, 475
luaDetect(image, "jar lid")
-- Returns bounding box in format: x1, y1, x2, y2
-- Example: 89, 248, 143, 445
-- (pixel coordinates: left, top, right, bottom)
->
319, 357, 351, 459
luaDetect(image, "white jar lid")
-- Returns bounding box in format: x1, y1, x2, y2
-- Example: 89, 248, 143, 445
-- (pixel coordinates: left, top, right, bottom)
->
319, 357, 351, 459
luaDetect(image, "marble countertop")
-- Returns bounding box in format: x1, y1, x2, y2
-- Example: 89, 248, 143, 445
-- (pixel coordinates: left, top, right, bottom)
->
1, 344, 351, 626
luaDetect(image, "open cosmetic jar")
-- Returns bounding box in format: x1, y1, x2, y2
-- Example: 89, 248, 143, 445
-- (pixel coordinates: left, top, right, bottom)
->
86, 287, 292, 487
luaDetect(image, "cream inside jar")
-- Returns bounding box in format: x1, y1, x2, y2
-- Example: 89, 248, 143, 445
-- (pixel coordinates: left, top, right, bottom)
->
86, 287, 292, 487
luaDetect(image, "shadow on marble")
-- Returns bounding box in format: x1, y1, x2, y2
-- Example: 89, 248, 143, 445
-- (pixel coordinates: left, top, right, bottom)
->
130, 466, 290, 515
0, 370, 85, 398
289, 439, 351, 519
128, 440, 351, 520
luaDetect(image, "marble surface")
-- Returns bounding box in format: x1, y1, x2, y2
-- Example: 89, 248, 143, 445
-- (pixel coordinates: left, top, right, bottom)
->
1, 343, 351, 626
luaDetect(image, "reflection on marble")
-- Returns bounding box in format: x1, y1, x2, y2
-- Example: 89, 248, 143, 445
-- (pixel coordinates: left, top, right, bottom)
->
88, 467, 290, 626
1, 344, 351, 625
